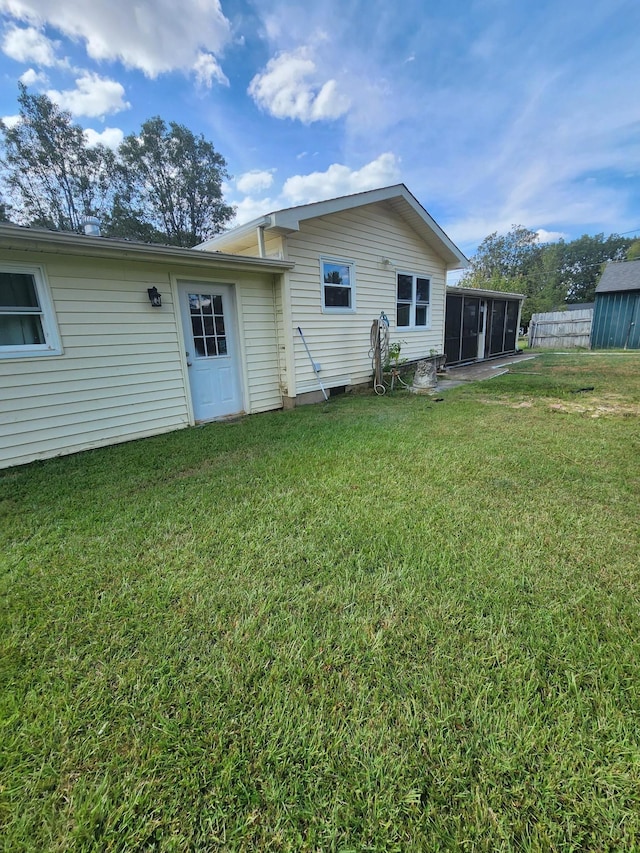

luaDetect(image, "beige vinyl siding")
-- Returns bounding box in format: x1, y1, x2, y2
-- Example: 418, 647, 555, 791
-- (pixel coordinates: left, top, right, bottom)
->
272, 272, 288, 395
233, 271, 282, 413
285, 203, 447, 393
0, 250, 285, 468
0, 250, 191, 468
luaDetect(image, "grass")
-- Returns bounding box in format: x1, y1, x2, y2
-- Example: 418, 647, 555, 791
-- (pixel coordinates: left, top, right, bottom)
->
1, 351, 640, 851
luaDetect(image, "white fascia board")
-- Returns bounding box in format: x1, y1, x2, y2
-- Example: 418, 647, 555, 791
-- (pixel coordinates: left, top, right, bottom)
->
268, 185, 407, 230
195, 183, 468, 268
270, 184, 468, 269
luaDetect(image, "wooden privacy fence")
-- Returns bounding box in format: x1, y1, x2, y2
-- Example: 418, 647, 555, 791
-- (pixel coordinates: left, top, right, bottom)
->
528, 308, 593, 349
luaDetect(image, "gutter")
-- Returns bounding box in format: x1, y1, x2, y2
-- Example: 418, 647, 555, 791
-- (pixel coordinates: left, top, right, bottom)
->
0, 225, 294, 273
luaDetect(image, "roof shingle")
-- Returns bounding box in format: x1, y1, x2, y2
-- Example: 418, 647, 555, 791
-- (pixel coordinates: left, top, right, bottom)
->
596, 259, 640, 294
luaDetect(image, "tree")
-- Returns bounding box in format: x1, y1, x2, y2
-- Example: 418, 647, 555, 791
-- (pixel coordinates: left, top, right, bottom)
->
551, 233, 632, 303
0, 83, 117, 232
459, 226, 548, 323
460, 225, 542, 288
114, 117, 234, 247
0, 86, 235, 245
0, 193, 10, 222
627, 240, 640, 261
461, 226, 634, 323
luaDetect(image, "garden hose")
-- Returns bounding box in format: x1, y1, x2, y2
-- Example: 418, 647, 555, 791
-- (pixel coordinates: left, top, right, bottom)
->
369, 312, 390, 395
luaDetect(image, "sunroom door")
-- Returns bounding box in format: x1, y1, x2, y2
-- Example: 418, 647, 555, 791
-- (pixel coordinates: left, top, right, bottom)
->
179, 282, 243, 421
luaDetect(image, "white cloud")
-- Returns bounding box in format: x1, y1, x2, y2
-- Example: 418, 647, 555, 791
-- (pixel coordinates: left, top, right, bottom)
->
282, 153, 401, 205
18, 67, 48, 86
248, 48, 350, 123
230, 195, 278, 226
0, 0, 232, 78
193, 52, 228, 88
226, 154, 401, 227
47, 73, 130, 117
1, 114, 21, 128
536, 229, 568, 244
236, 170, 275, 194
83, 126, 124, 149
1, 24, 58, 65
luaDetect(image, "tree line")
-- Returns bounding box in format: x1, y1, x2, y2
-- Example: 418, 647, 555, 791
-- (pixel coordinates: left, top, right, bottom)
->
0, 84, 234, 247
2, 84, 637, 303
459, 224, 640, 324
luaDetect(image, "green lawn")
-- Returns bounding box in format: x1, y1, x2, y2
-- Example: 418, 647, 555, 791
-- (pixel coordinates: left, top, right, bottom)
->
2, 352, 640, 851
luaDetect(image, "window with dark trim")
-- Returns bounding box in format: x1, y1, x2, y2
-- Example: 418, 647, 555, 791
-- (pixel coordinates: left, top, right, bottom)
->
397, 273, 430, 328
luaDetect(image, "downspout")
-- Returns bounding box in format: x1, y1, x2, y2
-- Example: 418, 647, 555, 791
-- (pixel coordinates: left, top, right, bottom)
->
257, 226, 266, 258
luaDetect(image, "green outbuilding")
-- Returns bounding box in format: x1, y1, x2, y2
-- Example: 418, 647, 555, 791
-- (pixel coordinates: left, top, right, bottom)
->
590, 259, 640, 349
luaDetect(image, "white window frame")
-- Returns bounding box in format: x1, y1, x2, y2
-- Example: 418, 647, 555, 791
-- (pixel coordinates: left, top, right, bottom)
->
320, 256, 356, 313
0, 263, 62, 358
396, 271, 431, 330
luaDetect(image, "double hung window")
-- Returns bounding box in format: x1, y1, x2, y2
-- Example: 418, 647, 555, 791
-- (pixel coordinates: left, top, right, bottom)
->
396, 273, 430, 328
321, 257, 355, 312
0, 265, 62, 357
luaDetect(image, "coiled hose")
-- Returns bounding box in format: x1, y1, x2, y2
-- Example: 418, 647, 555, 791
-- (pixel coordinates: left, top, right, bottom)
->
369, 313, 390, 395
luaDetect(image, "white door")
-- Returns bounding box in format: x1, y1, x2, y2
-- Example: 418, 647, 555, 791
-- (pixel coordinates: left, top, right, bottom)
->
477, 301, 486, 360
179, 282, 243, 421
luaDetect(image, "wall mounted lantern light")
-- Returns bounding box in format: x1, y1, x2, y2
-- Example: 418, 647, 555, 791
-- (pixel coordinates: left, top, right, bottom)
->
147, 287, 162, 308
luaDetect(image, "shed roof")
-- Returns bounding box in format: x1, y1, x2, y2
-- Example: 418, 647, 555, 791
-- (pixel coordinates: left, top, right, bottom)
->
198, 184, 468, 271
446, 284, 525, 301
595, 259, 640, 294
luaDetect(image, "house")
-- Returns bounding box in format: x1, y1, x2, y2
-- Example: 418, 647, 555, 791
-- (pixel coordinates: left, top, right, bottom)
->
444, 285, 524, 365
0, 224, 293, 469
0, 184, 467, 469
590, 259, 640, 349
199, 184, 467, 399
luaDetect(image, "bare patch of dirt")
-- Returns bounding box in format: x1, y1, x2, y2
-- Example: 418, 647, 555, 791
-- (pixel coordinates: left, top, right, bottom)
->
549, 399, 640, 417
479, 395, 640, 417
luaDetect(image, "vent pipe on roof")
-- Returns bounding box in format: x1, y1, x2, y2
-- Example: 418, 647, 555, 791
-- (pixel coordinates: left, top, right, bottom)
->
83, 216, 101, 237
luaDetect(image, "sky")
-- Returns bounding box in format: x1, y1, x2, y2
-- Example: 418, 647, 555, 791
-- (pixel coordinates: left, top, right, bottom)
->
0, 0, 639, 263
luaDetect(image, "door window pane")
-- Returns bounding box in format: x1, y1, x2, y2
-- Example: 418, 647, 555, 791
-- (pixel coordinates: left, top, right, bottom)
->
189, 292, 229, 358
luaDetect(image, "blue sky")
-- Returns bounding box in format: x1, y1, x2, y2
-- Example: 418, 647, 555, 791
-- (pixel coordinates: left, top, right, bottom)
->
0, 0, 639, 259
